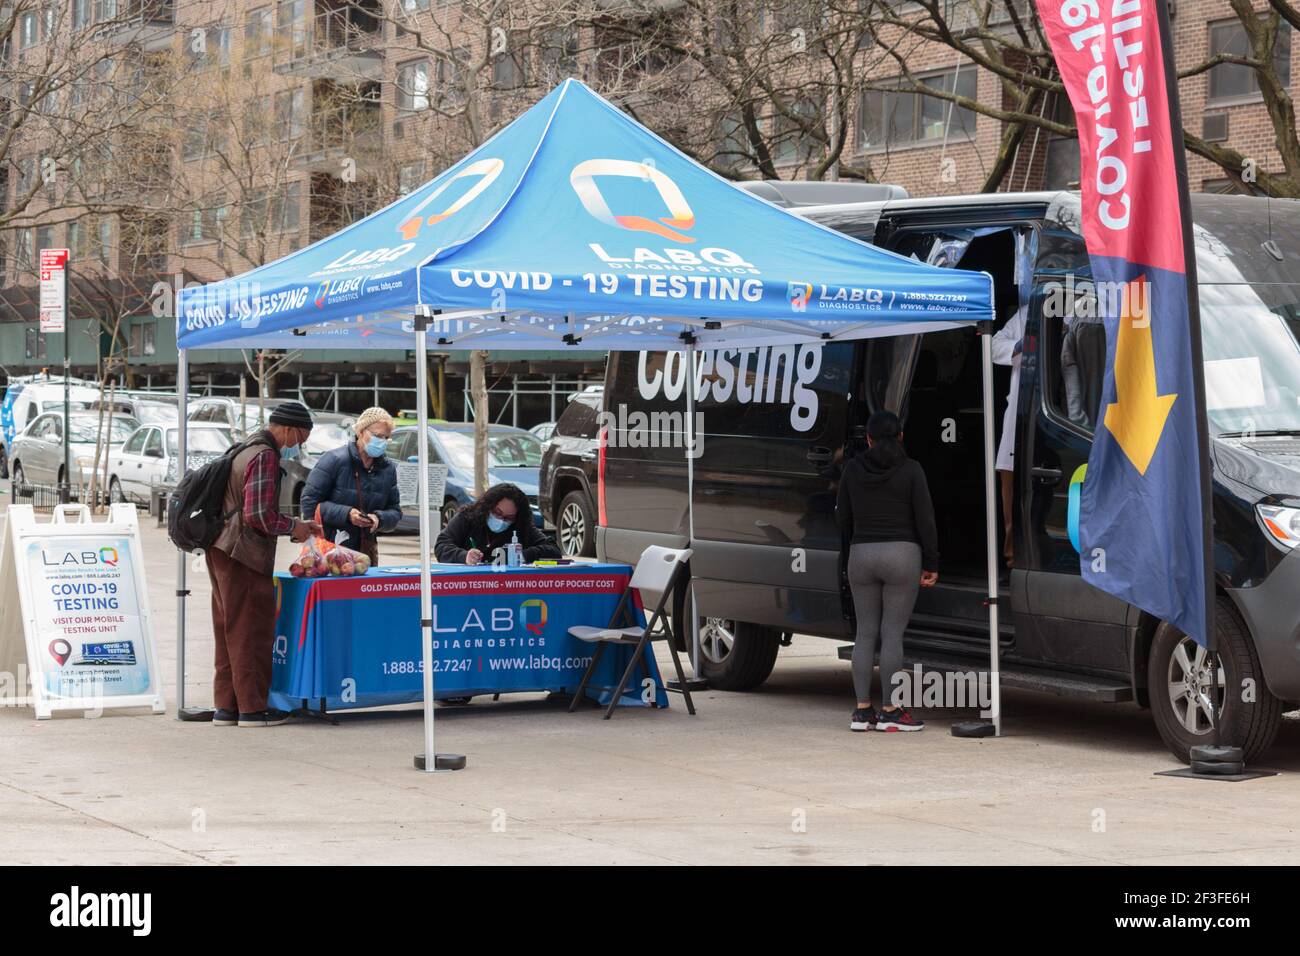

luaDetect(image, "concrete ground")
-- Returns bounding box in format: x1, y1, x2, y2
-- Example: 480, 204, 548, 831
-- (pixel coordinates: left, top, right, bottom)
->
2, 493, 1299, 865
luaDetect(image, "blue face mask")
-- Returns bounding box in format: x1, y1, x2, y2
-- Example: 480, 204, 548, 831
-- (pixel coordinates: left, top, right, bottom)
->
365, 436, 389, 457
486, 514, 511, 533
280, 444, 300, 461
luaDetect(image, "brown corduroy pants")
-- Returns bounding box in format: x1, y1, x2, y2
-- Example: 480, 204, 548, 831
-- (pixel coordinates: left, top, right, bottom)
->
206, 547, 277, 713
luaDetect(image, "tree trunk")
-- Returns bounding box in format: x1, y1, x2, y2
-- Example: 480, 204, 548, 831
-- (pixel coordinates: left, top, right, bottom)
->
471, 350, 489, 497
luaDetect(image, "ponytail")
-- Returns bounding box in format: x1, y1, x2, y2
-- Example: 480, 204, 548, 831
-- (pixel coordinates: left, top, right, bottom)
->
865, 410, 907, 468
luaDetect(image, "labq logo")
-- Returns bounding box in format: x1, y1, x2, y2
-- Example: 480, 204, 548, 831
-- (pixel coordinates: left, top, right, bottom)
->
520, 598, 547, 635
41, 547, 117, 567
314, 276, 364, 307
397, 157, 505, 241
570, 159, 696, 243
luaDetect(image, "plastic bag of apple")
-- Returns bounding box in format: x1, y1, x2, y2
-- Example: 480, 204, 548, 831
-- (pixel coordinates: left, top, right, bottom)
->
289, 535, 372, 578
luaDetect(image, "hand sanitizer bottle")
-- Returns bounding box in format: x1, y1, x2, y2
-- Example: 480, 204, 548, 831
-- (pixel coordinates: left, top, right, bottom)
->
509, 531, 522, 567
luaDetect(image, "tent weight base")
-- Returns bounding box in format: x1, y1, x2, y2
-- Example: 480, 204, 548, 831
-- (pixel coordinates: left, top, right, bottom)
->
666, 678, 708, 692
1154, 767, 1277, 782
178, 707, 214, 722
414, 753, 467, 772
951, 720, 997, 738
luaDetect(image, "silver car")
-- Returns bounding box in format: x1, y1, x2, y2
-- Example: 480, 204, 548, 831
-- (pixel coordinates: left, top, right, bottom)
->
9, 412, 140, 496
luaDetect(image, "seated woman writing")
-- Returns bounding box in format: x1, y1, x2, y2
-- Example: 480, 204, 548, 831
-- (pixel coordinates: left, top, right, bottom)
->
435, 483, 560, 565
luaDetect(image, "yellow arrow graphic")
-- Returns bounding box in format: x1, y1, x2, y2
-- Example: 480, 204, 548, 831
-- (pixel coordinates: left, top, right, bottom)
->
1103, 276, 1177, 475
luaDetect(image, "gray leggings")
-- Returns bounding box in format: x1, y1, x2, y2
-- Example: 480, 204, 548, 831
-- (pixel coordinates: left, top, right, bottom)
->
848, 541, 922, 704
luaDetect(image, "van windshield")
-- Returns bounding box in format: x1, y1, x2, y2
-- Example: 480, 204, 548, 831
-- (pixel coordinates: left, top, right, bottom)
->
1200, 283, 1300, 436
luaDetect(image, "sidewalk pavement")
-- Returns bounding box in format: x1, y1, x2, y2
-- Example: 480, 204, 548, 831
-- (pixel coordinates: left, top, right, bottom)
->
2, 501, 1299, 865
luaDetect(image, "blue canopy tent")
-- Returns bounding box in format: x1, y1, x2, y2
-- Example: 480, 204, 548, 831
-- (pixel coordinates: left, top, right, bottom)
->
175, 79, 1000, 765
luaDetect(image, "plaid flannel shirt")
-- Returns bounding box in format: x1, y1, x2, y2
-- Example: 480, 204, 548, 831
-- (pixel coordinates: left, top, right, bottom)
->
242, 448, 294, 536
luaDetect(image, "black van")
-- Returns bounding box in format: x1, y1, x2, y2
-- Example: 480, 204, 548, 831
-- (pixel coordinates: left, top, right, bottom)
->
598, 190, 1300, 763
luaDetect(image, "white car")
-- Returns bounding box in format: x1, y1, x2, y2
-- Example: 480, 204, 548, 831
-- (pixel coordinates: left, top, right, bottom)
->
107, 423, 234, 504
9, 412, 140, 494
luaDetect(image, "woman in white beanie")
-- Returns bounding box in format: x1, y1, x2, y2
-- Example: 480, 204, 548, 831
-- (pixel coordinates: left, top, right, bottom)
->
300, 406, 401, 565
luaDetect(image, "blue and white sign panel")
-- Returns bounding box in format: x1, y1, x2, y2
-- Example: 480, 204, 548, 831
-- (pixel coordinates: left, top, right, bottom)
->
0, 504, 166, 719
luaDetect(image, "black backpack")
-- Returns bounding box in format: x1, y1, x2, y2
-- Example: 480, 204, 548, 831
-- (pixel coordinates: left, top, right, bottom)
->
167, 435, 272, 553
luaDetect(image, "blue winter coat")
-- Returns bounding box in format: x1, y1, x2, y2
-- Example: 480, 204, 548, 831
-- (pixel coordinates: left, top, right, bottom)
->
300, 441, 402, 553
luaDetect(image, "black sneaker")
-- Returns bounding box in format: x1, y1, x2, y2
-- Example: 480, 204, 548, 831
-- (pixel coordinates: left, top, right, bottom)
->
875, 707, 925, 732
850, 707, 876, 732
237, 709, 292, 728
212, 708, 238, 726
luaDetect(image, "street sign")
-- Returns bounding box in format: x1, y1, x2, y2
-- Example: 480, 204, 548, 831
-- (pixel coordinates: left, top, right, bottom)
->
39, 247, 69, 334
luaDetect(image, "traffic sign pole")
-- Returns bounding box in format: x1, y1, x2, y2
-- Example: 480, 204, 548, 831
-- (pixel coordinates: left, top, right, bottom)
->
39, 248, 70, 503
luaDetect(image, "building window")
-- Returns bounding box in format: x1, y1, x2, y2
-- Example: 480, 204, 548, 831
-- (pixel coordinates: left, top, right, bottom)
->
243, 95, 271, 144
129, 322, 157, 357
437, 49, 469, 105
26, 326, 48, 360
860, 67, 978, 149
98, 218, 113, 264
73, 0, 91, 30
397, 59, 430, 111
772, 97, 821, 166
16, 156, 34, 194
20, 12, 37, 47
68, 222, 81, 258
274, 88, 305, 140
398, 161, 424, 195
273, 181, 301, 232
36, 225, 55, 254
492, 47, 527, 92
1208, 20, 1291, 101
15, 229, 34, 274
540, 27, 579, 79
245, 7, 273, 58
277, 0, 308, 60
183, 110, 227, 161
95, 0, 118, 23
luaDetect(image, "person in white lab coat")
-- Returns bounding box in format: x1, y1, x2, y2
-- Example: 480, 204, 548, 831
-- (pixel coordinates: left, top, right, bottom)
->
991, 303, 1027, 566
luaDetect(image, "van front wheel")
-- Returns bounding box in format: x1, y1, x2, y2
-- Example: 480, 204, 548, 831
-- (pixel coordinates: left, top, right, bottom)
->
1147, 596, 1281, 764
695, 617, 781, 691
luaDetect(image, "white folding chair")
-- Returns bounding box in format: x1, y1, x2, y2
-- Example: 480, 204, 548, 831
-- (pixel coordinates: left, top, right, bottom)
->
568, 546, 697, 719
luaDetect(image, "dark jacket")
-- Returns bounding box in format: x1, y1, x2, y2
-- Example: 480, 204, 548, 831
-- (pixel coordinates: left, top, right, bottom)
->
435, 507, 560, 564
836, 448, 940, 572
300, 441, 401, 553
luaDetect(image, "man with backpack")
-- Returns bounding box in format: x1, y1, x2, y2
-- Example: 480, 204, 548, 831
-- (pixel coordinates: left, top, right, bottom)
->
206, 401, 319, 728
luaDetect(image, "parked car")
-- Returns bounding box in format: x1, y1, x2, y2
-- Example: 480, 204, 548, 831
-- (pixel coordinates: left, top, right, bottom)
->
106, 423, 234, 505
9, 412, 140, 496
94, 395, 185, 427
598, 190, 1300, 765
0, 377, 100, 478
388, 422, 546, 532
538, 389, 603, 557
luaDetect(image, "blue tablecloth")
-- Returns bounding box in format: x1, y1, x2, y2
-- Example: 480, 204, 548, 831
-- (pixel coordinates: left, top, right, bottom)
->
269, 562, 667, 712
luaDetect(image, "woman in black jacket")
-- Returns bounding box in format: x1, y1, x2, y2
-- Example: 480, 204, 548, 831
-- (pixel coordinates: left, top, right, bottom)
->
300, 407, 401, 564
435, 483, 560, 565
836, 410, 939, 734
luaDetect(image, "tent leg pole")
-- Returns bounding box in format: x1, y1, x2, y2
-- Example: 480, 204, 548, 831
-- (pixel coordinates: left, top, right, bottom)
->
982, 328, 1001, 736
176, 348, 188, 718
675, 340, 707, 693
414, 313, 464, 772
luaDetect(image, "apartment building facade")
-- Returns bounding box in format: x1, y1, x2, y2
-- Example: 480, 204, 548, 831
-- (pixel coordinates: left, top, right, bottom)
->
0, 0, 1289, 416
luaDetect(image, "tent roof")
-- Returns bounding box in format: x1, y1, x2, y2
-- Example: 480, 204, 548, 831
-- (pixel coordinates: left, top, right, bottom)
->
176, 80, 993, 352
